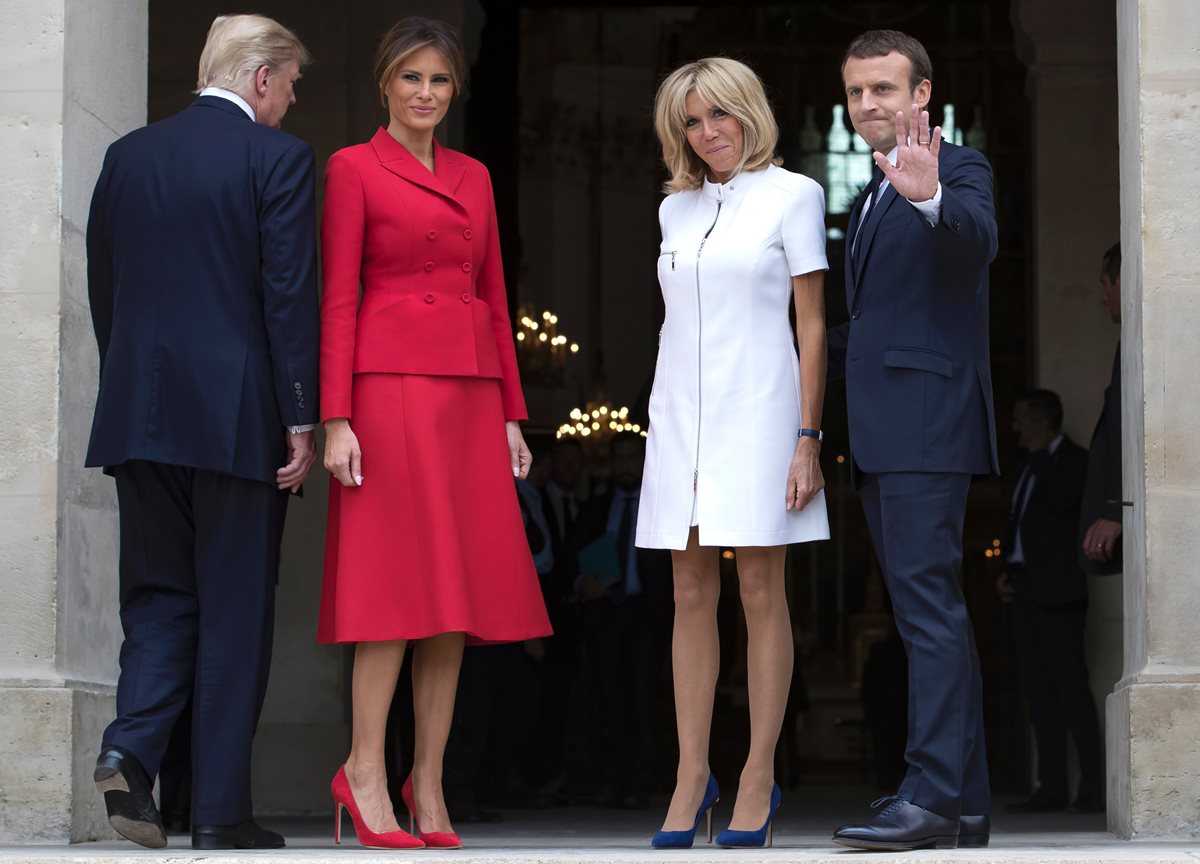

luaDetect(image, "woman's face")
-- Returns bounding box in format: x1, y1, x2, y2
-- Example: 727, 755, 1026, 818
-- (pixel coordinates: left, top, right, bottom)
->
683, 89, 744, 183
385, 45, 454, 134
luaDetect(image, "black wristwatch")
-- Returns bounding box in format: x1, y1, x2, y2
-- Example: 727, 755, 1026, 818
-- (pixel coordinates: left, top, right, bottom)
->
798, 428, 823, 442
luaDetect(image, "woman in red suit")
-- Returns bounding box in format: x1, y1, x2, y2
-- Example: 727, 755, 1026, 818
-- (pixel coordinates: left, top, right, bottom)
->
318, 17, 551, 850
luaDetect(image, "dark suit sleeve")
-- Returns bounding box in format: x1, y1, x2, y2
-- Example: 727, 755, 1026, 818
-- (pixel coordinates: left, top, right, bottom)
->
1101, 349, 1123, 521
260, 141, 320, 427
935, 147, 998, 266
86, 147, 116, 372
826, 321, 849, 382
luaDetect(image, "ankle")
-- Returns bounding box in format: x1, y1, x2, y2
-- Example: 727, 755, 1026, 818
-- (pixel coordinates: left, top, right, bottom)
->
344, 759, 388, 789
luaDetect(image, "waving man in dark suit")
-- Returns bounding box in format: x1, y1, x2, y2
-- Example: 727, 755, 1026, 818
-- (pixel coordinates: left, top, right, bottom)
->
828, 30, 998, 851
85, 14, 319, 850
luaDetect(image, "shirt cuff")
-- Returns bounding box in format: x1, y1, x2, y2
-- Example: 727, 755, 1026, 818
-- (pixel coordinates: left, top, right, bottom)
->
287, 424, 316, 434
908, 182, 942, 226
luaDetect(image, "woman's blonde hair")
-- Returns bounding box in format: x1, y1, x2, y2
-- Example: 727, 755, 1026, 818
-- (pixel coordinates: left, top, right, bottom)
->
374, 17, 467, 107
195, 14, 309, 94
653, 57, 781, 194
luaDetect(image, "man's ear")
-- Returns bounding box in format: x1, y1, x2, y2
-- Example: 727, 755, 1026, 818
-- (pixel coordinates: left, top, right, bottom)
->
254, 65, 271, 95
914, 78, 932, 111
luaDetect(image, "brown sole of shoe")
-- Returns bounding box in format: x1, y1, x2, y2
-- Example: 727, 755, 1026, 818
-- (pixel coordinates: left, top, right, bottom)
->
96, 765, 167, 849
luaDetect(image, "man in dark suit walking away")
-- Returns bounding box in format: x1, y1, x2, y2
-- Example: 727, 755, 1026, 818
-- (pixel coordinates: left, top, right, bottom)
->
85, 14, 319, 850
996, 391, 1104, 813
1079, 243, 1123, 576
828, 30, 998, 851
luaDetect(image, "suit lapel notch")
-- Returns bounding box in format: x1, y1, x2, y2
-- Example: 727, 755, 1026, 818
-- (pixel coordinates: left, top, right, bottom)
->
371, 129, 466, 210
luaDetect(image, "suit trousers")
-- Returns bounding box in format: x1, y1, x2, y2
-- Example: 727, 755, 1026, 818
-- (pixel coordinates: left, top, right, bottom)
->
1009, 584, 1103, 798
859, 471, 990, 819
102, 460, 287, 824
582, 595, 662, 797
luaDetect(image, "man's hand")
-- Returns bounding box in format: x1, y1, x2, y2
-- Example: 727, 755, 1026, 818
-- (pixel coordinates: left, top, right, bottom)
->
995, 571, 1014, 604
1083, 517, 1122, 562
277, 429, 317, 492
324, 418, 363, 488
876, 102, 941, 203
578, 573, 608, 602
507, 421, 532, 480
786, 437, 824, 511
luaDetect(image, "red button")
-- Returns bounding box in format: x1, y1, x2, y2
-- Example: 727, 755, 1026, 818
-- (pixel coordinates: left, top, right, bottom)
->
461, 262, 472, 273
424, 293, 435, 304
427, 229, 437, 240
461, 293, 471, 303
463, 229, 473, 240
424, 261, 435, 272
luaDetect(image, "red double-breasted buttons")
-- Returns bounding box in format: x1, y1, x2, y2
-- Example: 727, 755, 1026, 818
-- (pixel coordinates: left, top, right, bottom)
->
461, 262, 472, 273
424, 293, 435, 304
424, 261, 435, 272
461, 293, 471, 304
427, 229, 437, 240
463, 229, 473, 240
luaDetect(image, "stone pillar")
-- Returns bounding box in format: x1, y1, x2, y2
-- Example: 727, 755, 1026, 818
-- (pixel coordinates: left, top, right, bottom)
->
1010, 0, 1124, 776
1109, 0, 1200, 840
0, 0, 147, 843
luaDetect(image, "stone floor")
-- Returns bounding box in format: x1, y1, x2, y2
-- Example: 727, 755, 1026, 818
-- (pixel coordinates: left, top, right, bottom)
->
5, 788, 1197, 863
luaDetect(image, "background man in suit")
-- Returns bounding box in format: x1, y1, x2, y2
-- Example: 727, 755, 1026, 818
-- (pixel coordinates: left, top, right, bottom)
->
996, 390, 1104, 813
828, 30, 998, 851
1080, 243, 1123, 574
85, 14, 319, 850
571, 432, 673, 810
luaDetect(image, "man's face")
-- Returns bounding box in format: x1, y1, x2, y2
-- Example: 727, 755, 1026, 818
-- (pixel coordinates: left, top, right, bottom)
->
1012, 400, 1052, 453
610, 440, 645, 492
1100, 265, 1121, 324
843, 52, 930, 153
256, 60, 300, 128
550, 445, 584, 490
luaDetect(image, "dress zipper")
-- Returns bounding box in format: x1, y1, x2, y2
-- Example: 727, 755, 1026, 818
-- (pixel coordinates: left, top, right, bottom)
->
692, 199, 722, 520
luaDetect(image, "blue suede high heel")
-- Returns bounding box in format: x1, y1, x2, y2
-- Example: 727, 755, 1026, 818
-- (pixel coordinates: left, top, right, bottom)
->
716, 783, 782, 848
651, 775, 720, 849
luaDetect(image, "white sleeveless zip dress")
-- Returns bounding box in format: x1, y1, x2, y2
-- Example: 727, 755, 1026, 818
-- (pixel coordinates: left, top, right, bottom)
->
636, 164, 831, 550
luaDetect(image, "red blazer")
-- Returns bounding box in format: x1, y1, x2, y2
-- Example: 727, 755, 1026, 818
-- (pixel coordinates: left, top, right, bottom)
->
320, 128, 527, 421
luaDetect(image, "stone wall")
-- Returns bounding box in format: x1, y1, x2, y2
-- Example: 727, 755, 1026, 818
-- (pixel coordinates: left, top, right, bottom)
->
1109, 0, 1200, 840
0, 0, 146, 843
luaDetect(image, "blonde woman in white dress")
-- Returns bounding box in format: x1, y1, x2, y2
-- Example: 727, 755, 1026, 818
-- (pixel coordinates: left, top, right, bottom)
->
638, 57, 830, 849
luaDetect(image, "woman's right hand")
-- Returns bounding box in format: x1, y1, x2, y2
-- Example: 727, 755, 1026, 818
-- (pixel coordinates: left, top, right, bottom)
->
324, 418, 363, 487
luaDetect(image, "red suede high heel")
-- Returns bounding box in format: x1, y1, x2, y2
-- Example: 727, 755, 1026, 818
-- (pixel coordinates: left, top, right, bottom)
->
331, 766, 425, 849
401, 773, 463, 849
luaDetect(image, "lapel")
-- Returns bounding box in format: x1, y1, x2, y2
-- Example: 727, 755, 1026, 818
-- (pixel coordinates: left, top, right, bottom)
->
371, 127, 467, 211
844, 186, 871, 306
849, 182, 900, 306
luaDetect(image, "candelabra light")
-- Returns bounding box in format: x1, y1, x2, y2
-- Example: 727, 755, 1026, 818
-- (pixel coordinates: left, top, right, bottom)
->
515, 306, 579, 387
556, 402, 646, 441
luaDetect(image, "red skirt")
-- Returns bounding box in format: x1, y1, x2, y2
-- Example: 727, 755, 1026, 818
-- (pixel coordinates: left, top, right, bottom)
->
318, 373, 552, 644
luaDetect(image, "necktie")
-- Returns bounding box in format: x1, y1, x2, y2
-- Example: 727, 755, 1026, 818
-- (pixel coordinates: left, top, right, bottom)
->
617, 494, 634, 588
852, 165, 886, 265
1011, 464, 1035, 526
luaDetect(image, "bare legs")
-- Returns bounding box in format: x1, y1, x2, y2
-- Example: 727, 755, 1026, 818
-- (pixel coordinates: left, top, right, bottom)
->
659, 530, 791, 832
661, 528, 721, 831
343, 633, 466, 834
728, 544, 789, 829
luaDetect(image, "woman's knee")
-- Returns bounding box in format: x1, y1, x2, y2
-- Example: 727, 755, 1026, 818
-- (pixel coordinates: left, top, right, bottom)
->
736, 556, 785, 611
673, 564, 718, 610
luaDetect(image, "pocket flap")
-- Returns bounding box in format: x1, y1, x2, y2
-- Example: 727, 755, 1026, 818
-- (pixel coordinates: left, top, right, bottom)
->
883, 347, 953, 377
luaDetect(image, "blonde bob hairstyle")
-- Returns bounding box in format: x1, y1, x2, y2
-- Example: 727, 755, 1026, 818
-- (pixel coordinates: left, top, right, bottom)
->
374, 17, 467, 107
653, 57, 781, 194
195, 14, 310, 94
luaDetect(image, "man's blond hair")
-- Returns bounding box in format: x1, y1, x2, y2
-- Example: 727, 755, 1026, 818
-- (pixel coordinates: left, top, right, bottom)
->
195, 14, 309, 94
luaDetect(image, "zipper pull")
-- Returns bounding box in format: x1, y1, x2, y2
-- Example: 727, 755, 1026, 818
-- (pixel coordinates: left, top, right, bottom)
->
693, 469, 698, 492
671, 251, 676, 271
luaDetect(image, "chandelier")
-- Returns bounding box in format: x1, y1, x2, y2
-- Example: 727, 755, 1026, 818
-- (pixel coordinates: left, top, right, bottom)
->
515, 307, 579, 386
557, 401, 646, 441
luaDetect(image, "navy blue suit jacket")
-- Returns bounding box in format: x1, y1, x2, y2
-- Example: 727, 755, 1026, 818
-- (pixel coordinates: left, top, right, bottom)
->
85, 96, 320, 484
829, 142, 999, 480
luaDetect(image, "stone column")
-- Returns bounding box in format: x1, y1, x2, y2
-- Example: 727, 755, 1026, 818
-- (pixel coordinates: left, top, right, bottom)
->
1109, 0, 1200, 840
1010, 0, 1124, 775
0, 0, 147, 843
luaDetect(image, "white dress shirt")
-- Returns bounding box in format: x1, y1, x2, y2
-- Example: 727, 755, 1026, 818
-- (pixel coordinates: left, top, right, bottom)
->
853, 146, 943, 255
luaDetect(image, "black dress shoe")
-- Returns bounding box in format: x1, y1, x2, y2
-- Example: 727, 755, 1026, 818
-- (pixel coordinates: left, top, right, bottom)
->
833, 797, 959, 851
958, 813, 990, 847
1006, 790, 1068, 812
94, 746, 167, 849
192, 821, 285, 849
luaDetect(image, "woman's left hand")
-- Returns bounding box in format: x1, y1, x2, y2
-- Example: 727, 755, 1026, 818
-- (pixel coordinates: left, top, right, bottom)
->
507, 421, 533, 480
786, 437, 824, 511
